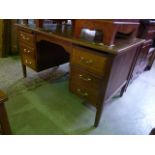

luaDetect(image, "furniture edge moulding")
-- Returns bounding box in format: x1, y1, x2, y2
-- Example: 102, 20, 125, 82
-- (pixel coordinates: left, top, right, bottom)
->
36, 33, 73, 54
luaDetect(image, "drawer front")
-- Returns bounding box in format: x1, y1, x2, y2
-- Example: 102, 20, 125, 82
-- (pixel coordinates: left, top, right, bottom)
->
19, 31, 34, 46
70, 66, 102, 90
70, 82, 99, 106
22, 55, 36, 70
20, 44, 35, 58
71, 47, 109, 76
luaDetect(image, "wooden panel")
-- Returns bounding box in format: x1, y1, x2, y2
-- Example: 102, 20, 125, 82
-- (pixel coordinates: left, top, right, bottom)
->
71, 46, 109, 76
105, 46, 139, 100
0, 20, 12, 57
0, 102, 12, 135
0, 19, 4, 57
0, 90, 11, 135
11, 20, 18, 53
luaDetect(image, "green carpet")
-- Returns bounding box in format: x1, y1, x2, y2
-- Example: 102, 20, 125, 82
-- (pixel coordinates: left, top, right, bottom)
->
1, 55, 155, 135
0, 56, 95, 134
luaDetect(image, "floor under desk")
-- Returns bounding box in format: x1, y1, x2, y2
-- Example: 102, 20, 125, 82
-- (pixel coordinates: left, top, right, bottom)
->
0, 55, 155, 135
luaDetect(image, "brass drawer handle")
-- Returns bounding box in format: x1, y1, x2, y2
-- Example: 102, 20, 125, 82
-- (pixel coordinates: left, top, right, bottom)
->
77, 88, 88, 97
80, 57, 93, 64
23, 48, 27, 53
23, 48, 31, 54
23, 36, 30, 41
86, 60, 93, 64
79, 74, 92, 81
20, 34, 30, 41
25, 37, 30, 41
80, 57, 85, 61
25, 59, 32, 65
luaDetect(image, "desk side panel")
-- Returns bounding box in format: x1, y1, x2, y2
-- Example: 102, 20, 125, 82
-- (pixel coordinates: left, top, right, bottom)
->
105, 45, 140, 101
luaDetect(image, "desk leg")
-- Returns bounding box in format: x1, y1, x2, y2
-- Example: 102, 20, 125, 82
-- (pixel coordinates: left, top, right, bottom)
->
94, 104, 104, 127
0, 103, 12, 135
120, 84, 126, 97
22, 64, 27, 78
145, 51, 155, 71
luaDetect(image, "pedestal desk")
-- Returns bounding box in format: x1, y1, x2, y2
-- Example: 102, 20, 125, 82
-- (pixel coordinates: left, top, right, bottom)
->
16, 22, 144, 127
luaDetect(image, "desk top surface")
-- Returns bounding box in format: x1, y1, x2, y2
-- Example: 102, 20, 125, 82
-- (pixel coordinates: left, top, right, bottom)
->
16, 24, 145, 55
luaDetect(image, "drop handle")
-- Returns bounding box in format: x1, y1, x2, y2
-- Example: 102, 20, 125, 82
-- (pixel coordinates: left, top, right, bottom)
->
21, 36, 26, 40
24, 49, 31, 53
80, 57, 93, 64
25, 37, 30, 41
79, 74, 92, 81
85, 60, 93, 64
25, 59, 32, 65
80, 57, 85, 61
77, 88, 88, 97
22, 36, 29, 40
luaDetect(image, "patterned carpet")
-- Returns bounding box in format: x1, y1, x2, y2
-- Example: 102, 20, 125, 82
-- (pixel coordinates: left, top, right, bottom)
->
0, 55, 155, 135
0, 56, 69, 96
0, 56, 95, 134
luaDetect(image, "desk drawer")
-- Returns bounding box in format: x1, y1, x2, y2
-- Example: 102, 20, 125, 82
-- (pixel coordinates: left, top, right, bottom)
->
71, 47, 108, 76
20, 44, 35, 58
70, 82, 99, 106
19, 31, 34, 46
22, 55, 36, 70
70, 66, 102, 90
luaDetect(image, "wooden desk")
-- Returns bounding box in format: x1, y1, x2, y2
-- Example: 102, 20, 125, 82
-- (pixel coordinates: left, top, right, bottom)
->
16, 23, 144, 127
